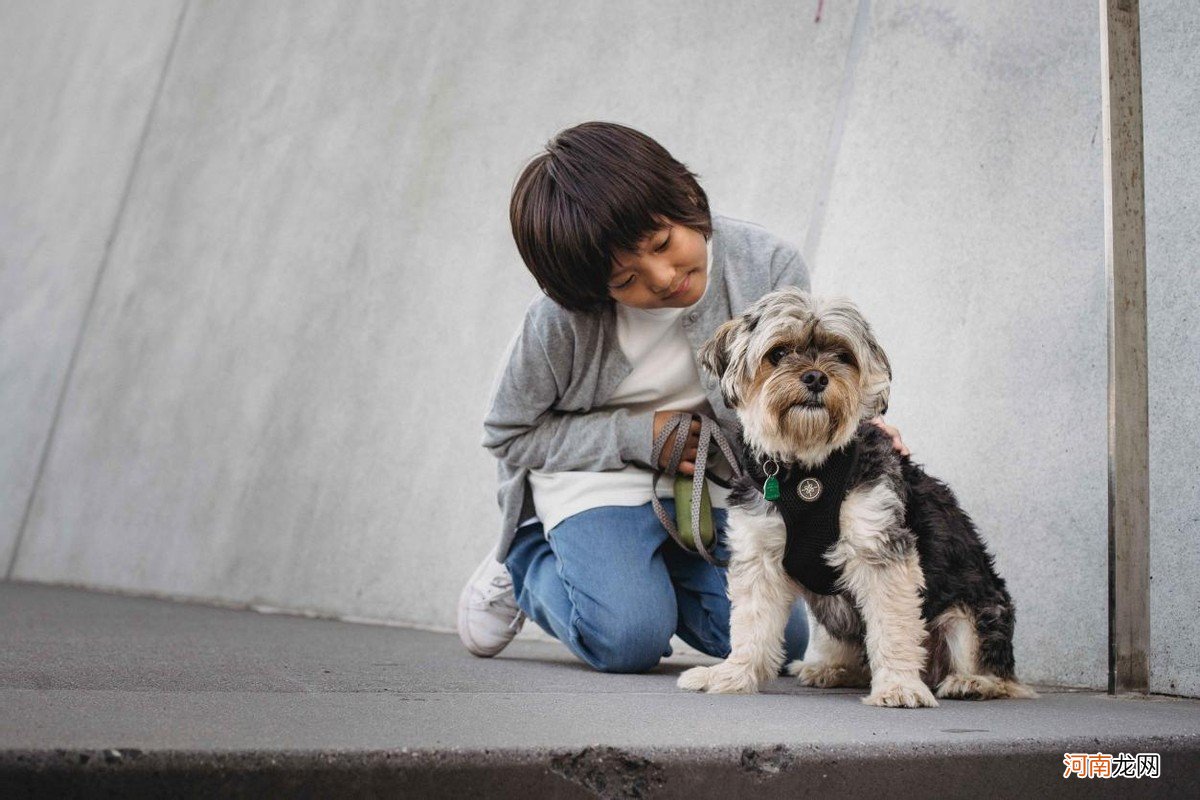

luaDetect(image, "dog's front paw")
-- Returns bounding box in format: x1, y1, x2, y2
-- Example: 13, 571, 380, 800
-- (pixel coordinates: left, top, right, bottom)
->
863, 674, 938, 708
677, 666, 713, 692
787, 660, 871, 688
676, 662, 760, 694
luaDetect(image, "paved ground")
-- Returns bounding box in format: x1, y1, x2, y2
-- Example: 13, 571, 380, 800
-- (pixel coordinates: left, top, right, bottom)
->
2, 582, 1197, 798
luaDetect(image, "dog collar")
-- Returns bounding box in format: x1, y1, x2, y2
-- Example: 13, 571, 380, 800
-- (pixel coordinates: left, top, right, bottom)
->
744, 438, 861, 595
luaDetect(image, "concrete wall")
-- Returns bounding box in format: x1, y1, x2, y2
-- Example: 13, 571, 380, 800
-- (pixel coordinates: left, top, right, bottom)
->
0, 0, 186, 568
1, 0, 1195, 694
1142, 0, 1200, 699
2, 0, 859, 625
812, 1, 1108, 690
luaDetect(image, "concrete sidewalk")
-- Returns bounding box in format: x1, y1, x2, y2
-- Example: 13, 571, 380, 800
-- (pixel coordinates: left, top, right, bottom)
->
2, 582, 1197, 798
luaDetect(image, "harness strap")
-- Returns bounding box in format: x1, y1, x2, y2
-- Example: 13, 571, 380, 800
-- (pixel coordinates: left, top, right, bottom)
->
743, 438, 862, 595
649, 411, 744, 568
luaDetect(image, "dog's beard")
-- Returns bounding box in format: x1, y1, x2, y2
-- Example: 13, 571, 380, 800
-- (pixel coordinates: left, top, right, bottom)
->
741, 366, 862, 467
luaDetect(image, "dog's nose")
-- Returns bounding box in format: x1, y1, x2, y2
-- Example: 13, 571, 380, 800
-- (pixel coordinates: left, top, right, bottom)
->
801, 370, 829, 393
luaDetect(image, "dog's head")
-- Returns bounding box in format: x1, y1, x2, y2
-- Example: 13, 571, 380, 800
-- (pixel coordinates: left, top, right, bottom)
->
699, 287, 892, 464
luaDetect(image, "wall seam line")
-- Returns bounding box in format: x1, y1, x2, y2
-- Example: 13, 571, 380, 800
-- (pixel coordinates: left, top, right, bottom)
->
802, 0, 871, 274
5, 0, 192, 580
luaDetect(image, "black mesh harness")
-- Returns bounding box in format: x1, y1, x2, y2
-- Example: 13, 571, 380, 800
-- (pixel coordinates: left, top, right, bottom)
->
743, 439, 861, 595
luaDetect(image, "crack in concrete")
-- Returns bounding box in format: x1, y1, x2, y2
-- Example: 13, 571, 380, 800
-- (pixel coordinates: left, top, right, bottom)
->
549, 745, 664, 800
739, 744, 795, 778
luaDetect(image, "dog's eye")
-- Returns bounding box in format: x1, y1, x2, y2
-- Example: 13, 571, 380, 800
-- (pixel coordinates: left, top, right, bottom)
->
767, 346, 790, 366
835, 351, 855, 365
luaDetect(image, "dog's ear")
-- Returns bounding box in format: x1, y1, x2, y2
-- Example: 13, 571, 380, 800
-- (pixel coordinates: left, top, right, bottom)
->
862, 332, 892, 416
823, 296, 892, 417
699, 316, 749, 408
698, 317, 738, 379
851, 309, 892, 417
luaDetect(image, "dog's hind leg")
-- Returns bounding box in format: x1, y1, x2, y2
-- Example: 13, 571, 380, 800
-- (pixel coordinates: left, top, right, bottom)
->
788, 625, 870, 688
788, 595, 870, 688
932, 606, 997, 699
934, 604, 1037, 700
931, 597, 1036, 695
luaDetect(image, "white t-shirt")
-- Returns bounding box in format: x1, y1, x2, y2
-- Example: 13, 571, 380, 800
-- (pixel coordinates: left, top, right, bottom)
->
524, 239, 733, 532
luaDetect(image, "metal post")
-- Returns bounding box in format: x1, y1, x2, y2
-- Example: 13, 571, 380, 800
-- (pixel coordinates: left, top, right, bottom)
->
1099, 0, 1150, 695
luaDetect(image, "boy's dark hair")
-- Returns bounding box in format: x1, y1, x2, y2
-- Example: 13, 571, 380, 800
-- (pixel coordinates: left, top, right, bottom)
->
509, 121, 712, 313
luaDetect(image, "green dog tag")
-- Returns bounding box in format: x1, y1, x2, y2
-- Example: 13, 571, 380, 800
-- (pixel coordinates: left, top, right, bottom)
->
763, 475, 781, 501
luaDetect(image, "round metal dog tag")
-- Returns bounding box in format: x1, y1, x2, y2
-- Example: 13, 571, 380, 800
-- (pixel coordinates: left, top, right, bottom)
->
797, 477, 823, 502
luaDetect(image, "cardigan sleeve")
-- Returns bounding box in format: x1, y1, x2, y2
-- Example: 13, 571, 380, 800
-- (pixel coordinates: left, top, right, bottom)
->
480, 310, 656, 472
769, 244, 812, 293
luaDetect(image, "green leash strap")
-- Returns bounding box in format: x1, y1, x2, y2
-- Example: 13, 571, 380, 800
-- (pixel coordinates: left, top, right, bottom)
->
672, 472, 713, 552
649, 411, 745, 568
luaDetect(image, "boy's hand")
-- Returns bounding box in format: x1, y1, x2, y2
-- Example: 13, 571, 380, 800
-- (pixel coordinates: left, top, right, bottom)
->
870, 417, 911, 457
653, 410, 701, 476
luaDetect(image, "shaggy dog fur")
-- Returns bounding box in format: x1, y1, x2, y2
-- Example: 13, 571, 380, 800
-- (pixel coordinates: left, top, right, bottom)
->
677, 288, 1035, 707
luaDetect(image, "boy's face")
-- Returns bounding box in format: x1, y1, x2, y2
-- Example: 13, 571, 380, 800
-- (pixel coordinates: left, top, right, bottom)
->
607, 220, 708, 310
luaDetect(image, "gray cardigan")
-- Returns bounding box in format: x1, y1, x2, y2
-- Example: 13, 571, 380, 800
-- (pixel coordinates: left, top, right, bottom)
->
481, 213, 812, 561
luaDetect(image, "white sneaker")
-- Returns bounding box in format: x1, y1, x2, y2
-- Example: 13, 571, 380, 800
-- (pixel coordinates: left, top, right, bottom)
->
457, 546, 526, 657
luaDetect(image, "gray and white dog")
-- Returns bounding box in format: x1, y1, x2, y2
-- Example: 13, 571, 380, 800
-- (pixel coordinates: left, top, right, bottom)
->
678, 287, 1035, 707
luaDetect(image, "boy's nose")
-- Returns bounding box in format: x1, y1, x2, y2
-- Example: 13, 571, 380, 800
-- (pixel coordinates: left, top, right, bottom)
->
648, 262, 679, 294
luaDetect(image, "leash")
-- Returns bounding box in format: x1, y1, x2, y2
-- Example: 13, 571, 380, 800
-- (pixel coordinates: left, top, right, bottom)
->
649, 411, 744, 568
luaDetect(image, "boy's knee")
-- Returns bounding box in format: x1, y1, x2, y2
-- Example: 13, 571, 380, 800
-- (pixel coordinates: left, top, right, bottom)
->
576, 614, 675, 674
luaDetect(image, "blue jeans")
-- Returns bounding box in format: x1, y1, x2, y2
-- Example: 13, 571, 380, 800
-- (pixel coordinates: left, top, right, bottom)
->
504, 499, 810, 674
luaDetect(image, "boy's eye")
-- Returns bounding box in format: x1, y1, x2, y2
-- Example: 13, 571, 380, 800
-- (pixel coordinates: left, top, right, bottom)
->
611, 275, 635, 290
655, 234, 671, 252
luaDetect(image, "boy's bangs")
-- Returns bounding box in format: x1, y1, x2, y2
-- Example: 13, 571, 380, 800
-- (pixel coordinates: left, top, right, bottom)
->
539, 196, 670, 308
600, 203, 672, 263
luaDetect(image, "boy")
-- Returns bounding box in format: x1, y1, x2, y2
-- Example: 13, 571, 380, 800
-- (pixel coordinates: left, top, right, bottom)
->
459, 121, 908, 672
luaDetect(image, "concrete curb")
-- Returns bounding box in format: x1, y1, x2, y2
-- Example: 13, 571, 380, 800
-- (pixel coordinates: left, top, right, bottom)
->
4, 740, 1198, 799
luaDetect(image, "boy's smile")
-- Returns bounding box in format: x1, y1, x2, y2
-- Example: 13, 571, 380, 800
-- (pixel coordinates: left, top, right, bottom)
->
607, 221, 709, 310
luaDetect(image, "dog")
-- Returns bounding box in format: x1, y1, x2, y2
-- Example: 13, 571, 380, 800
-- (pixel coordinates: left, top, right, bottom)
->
677, 287, 1035, 707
